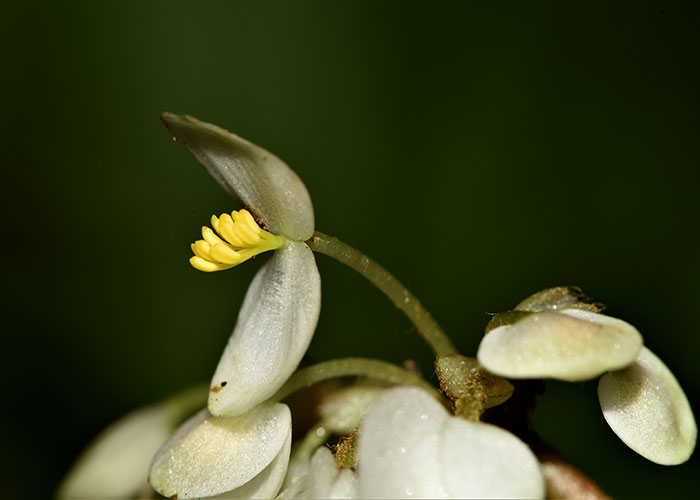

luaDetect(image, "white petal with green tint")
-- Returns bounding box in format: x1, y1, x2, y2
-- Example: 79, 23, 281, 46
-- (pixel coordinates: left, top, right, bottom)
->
598, 346, 697, 465
209, 241, 321, 416
477, 309, 643, 382
162, 112, 314, 241
213, 430, 292, 499
277, 447, 358, 499
440, 419, 544, 499
357, 387, 449, 498
357, 387, 544, 499
149, 404, 291, 499
318, 383, 386, 434
307, 447, 358, 499
57, 401, 184, 499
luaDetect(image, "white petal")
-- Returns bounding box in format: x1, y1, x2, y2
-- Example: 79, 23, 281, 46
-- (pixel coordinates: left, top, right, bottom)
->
276, 447, 358, 500
357, 387, 450, 499
330, 469, 359, 500
357, 387, 545, 499
161, 112, 315, 240
318, 384, 386, 435
477, 309, 643, 381
276, 460, 309, 499
57, 401, 184, 499
214, 430, 292, 499
308, 447, 358, 500
598, 346, 697, 465
149, 404, 291, 499
440, 419, 545, 499
307, 447, 339, 499
209, 241, 321, 416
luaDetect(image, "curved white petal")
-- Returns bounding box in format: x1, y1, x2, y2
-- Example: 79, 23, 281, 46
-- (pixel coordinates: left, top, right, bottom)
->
209, 241, 321, 416
319, 384, 386, 435
477, 309, 643, 381
309, 447, 358, 500
598, 346, 697, 465
441, 419, 544, 499
276, 459, 309, 499
277, 447, 358, 500
162, 112, 314, 240
357, 387, 544, 499
214, 430, 292, 499
357, 387, 450, 499
57, 401, 183, 499
149, 404, 291, 499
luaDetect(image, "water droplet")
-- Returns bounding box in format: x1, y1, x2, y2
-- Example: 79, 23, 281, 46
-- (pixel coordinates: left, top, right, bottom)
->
316, 427, 326, 437
405, 486, 415, 496
420, 414, 429, 421
552, 304, 558, 310
400, 446, 407, 454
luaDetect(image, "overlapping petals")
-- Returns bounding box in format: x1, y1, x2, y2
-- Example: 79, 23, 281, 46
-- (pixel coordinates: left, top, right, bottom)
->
476, 287, 696, 465
278, 447, 358, 499
149, 404, 292, 499
356, 387, 545, 499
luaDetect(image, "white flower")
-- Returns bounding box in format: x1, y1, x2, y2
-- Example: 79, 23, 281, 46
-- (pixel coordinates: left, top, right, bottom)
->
162, 113, 321, 418
149, 403, 292, 499
356, 386, 545, 499
476, 288, 697, 465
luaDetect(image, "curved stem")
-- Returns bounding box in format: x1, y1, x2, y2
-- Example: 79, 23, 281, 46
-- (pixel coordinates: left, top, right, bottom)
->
306, 231, 456, 356
269, 357, 442, 403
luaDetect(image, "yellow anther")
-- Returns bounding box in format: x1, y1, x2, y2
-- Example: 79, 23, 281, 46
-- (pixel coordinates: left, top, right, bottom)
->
210, 214, 220, 232
192, 240, 213, 260
209, 244, 242, 264
189, 209, 286, 272
202, 226, 226, 246
190, 256, 234, 273
218, 217, 245, 247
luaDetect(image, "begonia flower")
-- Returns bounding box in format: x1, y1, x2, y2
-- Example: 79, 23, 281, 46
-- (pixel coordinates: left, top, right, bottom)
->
162, 113, 321, 418
476, 287, 697, 465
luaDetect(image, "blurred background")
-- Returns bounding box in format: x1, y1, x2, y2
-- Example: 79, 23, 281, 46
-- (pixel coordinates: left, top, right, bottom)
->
3, 1, 699, 498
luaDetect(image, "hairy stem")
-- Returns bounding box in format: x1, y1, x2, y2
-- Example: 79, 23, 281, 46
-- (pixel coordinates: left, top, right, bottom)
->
270, 357, 442, 403
306, 231, 456, 356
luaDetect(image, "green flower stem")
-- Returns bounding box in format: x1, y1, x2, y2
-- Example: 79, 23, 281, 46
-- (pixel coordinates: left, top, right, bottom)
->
291, 421, 330, 464
305, 231, 456, 356
269, 357, 442, 403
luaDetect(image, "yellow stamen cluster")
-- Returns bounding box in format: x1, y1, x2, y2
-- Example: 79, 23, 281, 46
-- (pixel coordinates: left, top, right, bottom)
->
190, 209, 286, 272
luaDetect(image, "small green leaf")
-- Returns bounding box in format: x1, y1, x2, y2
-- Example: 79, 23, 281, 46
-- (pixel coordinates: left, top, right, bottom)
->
484, 311, 535, 334
513, 286, 603, 313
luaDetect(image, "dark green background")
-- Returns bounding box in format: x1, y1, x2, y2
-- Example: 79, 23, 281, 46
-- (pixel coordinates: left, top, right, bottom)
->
3, 2, 698, 498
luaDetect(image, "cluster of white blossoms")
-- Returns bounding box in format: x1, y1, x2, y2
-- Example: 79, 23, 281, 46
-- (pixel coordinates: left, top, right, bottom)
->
58, 114, 696, 500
